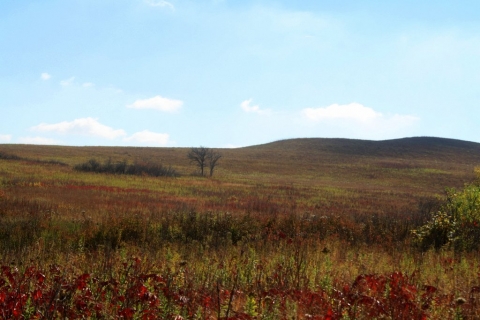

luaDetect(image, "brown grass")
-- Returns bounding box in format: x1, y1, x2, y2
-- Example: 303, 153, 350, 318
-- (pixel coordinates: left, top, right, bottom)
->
0, 136, 480, 318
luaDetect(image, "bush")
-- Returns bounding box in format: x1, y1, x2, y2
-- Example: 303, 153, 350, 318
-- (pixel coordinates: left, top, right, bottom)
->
74, 158, 179, 177
413, 184, 480, 251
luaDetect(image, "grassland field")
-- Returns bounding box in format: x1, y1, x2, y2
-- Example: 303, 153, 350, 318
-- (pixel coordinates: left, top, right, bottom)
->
1, 137, 480, 319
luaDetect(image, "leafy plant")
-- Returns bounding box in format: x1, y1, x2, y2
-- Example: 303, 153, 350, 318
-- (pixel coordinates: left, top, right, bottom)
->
413, 184, 480, 251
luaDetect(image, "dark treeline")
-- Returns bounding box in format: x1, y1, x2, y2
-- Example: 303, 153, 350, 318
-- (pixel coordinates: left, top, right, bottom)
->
0, 151, 67, 166
74, 158, 179, 177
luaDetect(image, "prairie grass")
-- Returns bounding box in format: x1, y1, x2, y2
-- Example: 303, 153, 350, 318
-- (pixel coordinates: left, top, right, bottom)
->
1, 138, 480, 318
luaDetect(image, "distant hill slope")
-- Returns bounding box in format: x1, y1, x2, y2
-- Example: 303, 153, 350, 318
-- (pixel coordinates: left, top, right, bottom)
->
2, 136, 480, 166
226, 137, 480, 166
245, 137, 480, 159
218, 137, 480, 193
1, 137, 480, 193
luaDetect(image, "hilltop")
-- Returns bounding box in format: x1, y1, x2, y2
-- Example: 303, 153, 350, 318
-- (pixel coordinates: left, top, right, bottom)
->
248, 136, 480, 158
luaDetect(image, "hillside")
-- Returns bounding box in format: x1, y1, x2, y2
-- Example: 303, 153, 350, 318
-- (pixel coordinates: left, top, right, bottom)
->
1, 136, 479, 196
250, 136, 480, 159
220, 137, 480, 192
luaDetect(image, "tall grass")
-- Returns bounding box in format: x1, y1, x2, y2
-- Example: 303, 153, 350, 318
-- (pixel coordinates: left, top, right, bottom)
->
1, 140, 480, 318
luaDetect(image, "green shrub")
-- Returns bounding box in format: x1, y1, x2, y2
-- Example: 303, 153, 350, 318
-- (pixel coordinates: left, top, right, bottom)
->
413, 184, 480, 251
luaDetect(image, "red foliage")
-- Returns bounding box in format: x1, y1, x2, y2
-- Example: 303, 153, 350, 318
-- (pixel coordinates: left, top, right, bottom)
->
0, 258, 475, 319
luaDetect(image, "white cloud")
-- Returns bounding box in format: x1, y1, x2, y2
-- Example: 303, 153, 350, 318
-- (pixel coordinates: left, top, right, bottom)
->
60, 77, 75, 86
127, 95, 183, 112
144, 0, 175, 10
41, 73, 51, 80
124, 130, 170, 146
240, 99, 271, 115
224, 144, 241, 149
301, 103, 419, 139
17, 137, 59, 145
31, 118, 126, 140
82, 82, 94, 88
0, 134, 12, 143
302, 103, 382, 122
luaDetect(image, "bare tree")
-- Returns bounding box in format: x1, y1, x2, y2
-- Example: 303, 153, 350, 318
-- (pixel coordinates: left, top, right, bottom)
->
188, 146, 222, 177
187, 146, 209, 176
207, 149, 222, 177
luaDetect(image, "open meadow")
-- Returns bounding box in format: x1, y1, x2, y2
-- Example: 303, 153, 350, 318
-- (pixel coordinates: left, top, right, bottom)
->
1, 137, 480, 319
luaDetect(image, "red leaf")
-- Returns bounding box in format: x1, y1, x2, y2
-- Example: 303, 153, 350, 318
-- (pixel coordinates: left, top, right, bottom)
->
138, 284, 148, 296
324, 308, 333, 320
36, 273, 46, 285
76, 273, 91, 291
13, 301, 22, 317
119, 307, 135, 319
202, 296, 212, 308
24, 266, 36, 278
32, 289, 42, 302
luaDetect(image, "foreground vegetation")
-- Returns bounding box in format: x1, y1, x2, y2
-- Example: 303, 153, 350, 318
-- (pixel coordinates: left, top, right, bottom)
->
1, 138, 480, 319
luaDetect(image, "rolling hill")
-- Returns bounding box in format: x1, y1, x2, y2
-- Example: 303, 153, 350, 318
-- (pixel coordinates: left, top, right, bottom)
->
1, 136, 480, 196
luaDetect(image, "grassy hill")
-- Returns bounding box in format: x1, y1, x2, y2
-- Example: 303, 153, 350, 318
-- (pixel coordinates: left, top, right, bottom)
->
244, 136, 480, 158
2, 136, 479, 219
2, 137, 480, 318
225, 136, 480, 187
2, 136, 479, 192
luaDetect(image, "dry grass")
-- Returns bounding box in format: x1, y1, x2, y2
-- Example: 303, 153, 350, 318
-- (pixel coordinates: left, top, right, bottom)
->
1, 137, 480, 318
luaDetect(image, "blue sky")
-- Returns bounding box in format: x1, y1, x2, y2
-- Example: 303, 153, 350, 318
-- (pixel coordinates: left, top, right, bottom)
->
1, 0, 479, 147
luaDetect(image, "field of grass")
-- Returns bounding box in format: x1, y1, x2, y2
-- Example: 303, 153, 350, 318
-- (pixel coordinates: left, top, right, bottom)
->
1, 137, 480, 319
